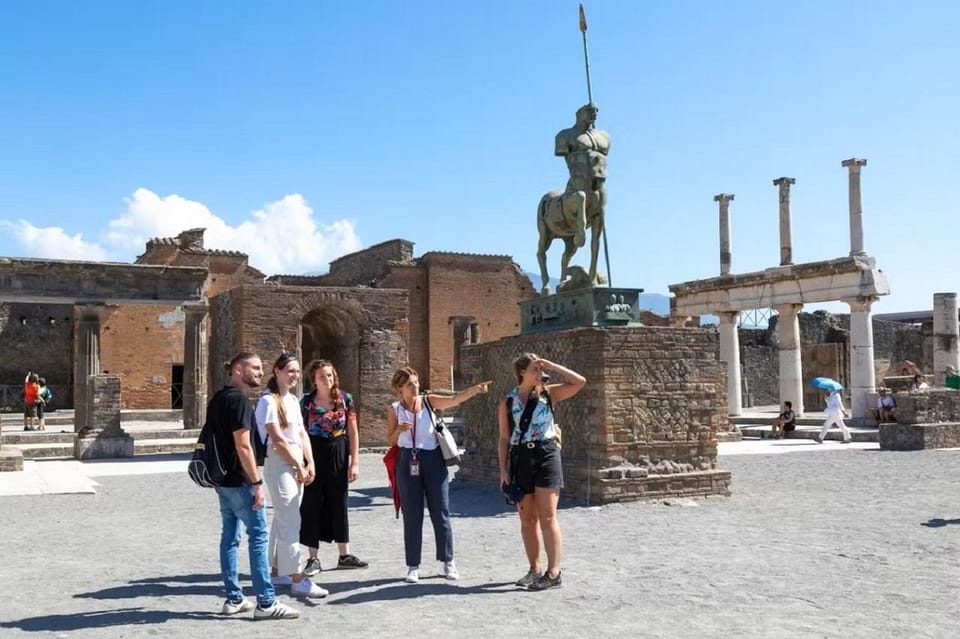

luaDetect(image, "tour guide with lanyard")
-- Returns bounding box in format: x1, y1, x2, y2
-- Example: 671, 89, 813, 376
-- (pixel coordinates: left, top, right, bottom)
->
407, 399, 422, 478
502, 392, 544, 505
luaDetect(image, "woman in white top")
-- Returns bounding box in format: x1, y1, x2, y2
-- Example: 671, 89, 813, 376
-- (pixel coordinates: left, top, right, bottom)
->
385, 366, 490, 584
255, 352, 326, 598
815, 389, 851, 444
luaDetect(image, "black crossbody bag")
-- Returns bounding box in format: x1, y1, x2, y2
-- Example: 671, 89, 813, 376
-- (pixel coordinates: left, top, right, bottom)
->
502, 394, 539, 505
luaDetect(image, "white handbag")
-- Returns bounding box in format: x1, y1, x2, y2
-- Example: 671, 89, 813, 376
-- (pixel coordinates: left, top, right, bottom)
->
423, 395, 462, 466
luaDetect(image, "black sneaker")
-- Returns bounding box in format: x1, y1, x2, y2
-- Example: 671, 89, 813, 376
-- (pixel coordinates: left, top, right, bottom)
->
303, 557, 321, 576
337, 554, 369, 569
527, 571, 562, 591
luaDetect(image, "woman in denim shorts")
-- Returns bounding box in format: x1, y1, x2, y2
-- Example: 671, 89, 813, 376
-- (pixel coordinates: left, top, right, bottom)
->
497, 353, 585, 591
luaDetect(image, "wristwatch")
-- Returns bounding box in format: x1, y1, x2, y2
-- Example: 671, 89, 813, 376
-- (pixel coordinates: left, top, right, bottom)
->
251, 478, 264, 486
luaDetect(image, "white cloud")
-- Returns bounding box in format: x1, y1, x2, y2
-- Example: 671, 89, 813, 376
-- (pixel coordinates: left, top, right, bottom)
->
0, 221, 108, 261
8, 188, 362, 275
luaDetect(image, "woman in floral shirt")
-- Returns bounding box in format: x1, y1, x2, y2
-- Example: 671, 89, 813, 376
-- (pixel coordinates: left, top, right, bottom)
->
299, 360, 367, 574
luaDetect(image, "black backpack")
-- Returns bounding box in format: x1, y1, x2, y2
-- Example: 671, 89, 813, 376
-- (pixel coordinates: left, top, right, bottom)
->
187, 422, 235, 488
187, 388, 239, 488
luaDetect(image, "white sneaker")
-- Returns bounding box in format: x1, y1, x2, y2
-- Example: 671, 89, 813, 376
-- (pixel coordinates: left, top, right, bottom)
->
221, 598, 255, 615
254, 601, 300, 620
404, 566, 420, 583
271, 575, 292, 587
443, 561, 459, 580
291, 577, 328, 598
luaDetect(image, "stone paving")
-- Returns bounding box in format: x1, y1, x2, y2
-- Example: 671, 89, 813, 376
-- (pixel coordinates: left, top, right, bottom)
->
0, 442, 957, 638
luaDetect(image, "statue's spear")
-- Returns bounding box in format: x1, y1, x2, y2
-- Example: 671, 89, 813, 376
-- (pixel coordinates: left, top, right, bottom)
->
579, 4, 612, 287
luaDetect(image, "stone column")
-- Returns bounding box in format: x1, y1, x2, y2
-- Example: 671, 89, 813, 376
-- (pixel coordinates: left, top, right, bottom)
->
773, 177, 796, 266
842, 158, 868, 256
718, 311, 742, 416
846, 296, 877, 423
74, 304, 103, 434
774, 303, 804, 415
933, 292, 960, 386
715, 193, 734, 275
182, 305, 209, 430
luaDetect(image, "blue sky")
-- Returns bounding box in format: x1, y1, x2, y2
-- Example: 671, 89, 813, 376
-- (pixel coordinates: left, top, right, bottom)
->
1, 1, 957, 313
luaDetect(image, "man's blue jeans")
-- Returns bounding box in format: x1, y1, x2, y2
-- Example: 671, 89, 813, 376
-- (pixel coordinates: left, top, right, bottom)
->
216, 485, 275, 607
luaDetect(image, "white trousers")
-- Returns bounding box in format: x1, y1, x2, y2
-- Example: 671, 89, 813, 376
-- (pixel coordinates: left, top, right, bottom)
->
264, 449, 304, 575
818, 414, 851, 441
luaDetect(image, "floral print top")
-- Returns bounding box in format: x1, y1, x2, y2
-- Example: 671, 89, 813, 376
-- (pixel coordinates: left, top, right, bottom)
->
300, 391, 355, 439
506, 387, 557, 444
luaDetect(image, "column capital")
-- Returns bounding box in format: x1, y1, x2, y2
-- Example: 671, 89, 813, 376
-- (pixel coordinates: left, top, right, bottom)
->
183, 304, 208, 318
713, 193, 735, 204
718, 311, 740, 324
773, 303, 803, 316
76, 303, 106, 320
773, 177, 796, 187
841, 157, 868, 170
843, 295, 878, 312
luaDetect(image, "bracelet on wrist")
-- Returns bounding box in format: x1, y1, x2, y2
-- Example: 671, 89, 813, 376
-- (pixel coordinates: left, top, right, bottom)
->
251, 478, 263, 486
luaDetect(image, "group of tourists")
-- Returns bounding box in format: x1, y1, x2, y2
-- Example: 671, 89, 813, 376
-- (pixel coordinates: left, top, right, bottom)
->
22, 371, 53, 431
206, 350, 584, 620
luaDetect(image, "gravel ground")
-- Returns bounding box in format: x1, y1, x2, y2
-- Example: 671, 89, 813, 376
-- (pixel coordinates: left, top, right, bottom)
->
0, 448, 957, 639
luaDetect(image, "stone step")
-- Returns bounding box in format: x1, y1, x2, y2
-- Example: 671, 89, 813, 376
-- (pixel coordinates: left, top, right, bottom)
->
737, 424, 878, 443
2, 432, 76, 445
10, 443, 74, 459
8, 432, 199, 460
134, 439, 196, 455
129, 429, 199, 441
731, 415, 828, 427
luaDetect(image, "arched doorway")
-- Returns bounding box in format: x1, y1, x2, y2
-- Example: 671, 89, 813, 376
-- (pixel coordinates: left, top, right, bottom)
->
300, 305, 362, 404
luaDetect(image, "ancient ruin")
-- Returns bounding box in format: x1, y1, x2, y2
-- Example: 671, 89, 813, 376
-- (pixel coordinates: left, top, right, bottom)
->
670, 159, 890, 422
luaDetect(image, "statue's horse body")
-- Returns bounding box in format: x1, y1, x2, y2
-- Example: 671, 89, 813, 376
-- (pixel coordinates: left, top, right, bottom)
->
536, 186, 604, 295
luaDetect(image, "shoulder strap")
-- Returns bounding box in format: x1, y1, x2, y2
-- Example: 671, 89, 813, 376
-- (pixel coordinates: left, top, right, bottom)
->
507, 392, 539, 441
422, 393, 442, 431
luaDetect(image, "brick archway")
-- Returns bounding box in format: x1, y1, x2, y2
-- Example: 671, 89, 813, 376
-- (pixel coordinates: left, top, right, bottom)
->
300, 304, 363, 406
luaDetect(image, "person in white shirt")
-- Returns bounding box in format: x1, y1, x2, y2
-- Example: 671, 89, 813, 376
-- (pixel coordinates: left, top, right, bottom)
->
255, 352, 327, 599
874, 389, 897, 423
816, 390, 852, 444
910, 375, 929, 393
385, 366, 490, 584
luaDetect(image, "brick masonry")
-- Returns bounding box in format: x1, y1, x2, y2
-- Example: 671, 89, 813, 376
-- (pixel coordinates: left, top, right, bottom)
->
209, 284, 409, 446
879, 389, 960, 450
454, 326, 732, 504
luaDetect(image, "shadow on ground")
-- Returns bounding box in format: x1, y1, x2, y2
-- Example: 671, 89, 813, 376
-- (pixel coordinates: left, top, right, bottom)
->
0, 608, 220, 632
74, 573, 245, 600
328, 579, 517, 605
921, 517, 960, 528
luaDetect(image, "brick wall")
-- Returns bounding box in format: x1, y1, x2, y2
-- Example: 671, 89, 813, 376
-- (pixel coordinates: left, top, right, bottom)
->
378, 265, 429, 383
421, 253, 535, 389
321, 239, 414, 287
209, 284, 408, 445
455, 326, 731, 503
0, 303, 74, 409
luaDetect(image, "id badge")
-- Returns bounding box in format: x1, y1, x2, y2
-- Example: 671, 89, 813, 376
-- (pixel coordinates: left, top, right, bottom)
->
409, 459, 421, 477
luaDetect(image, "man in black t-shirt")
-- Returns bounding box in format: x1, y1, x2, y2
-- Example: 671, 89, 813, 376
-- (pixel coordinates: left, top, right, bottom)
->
211, 352, 299, 620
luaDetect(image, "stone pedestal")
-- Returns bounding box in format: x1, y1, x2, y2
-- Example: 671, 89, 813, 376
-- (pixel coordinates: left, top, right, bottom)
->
456, 326, 731, 504
519, 288, 643, 335
0, 449, 24, 472
74, 375, 134, 460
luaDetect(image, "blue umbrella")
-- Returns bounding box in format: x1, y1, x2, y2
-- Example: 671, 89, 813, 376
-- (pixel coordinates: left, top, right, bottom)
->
810, 377, 843, 392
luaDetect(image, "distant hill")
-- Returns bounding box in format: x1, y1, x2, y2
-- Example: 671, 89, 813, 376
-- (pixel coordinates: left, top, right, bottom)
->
523, 271, 670, 316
